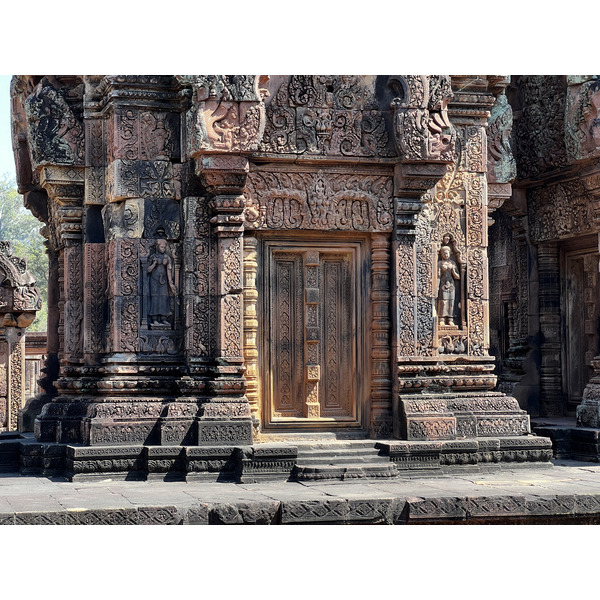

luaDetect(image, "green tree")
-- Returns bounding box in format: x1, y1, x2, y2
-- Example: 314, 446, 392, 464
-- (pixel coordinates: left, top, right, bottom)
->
0, 173, 48, 331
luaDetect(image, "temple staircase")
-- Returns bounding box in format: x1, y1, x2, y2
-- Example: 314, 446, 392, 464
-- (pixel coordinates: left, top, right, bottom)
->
291, 440, 398, 481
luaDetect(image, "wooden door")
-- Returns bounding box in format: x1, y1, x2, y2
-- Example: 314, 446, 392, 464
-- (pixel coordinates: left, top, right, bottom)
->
263, 240, 364, 429
564, 249, 600, 413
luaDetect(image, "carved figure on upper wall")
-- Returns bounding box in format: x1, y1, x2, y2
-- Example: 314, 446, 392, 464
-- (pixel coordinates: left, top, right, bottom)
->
437, 244, 460, 326
147, 239, 176, 327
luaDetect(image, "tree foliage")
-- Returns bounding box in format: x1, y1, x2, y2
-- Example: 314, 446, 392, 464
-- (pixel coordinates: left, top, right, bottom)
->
0, 173, 48, 331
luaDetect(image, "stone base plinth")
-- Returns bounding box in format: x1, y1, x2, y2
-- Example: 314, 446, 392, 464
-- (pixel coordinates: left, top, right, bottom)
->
532, 420, 600, 462
377, 436, 553, 471
395, 392, 531, 442
34, 397, 253, 447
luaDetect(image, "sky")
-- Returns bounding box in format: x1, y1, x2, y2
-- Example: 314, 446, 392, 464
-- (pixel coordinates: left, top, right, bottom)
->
0, 75, 15, 182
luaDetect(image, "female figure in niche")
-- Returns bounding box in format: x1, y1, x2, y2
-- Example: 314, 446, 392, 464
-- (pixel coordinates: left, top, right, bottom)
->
438, 245, 460, 326
147, 239, 176, 326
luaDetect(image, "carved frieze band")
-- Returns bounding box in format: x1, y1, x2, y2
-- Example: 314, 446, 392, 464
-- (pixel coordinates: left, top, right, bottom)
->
244, 170, 393, 232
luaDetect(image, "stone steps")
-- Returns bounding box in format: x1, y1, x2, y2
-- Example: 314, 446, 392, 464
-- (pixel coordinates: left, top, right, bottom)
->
292, 441, 397, 481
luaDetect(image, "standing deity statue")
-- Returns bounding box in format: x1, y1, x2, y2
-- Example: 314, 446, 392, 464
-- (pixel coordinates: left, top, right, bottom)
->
147, 239, 176, 327
438, 245, 460, 326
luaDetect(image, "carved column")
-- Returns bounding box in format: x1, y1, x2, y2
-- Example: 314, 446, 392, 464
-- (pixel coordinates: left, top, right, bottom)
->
537, 242, 563, 416
370, 233, 393, 438
196, 155, 252, 445
242, 235, 259, 430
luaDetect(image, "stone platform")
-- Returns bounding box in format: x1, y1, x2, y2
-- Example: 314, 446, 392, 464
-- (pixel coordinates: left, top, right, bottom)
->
532, 417, 600, 461
0, 433, 553, 482
1, 459, 600, 524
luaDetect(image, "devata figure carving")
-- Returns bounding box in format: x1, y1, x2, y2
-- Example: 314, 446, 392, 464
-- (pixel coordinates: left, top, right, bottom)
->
147, 239, 176, 327
438, 245, 460, 326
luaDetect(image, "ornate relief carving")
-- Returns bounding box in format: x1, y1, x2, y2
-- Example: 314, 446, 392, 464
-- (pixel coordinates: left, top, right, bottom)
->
243, 236, 259, 424
144, 198, 181, 240
106, 160, 179, 202
514, 76, 567, 179
245, 170, 393, 232
222, 294, 242, 358
84, 244, 106, 354
565, 77, 600, 161
396, 235, 416, 357
8, 337, 24, 431
109, 108, 180, 162
187, 76, 266, 155
528, 181, 595, 242
25, 78, 85, 167
487, 92, 516, 183
147, 239, 177, 328
370, 234, 393, 436
85, 119, 106, 205
64, 244, 83, 359
389, 75, 455, 162
183, 197, 216, 358
260, 76, 394, 158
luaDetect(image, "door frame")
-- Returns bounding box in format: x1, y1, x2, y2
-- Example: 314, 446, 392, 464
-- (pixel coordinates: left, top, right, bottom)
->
257, 232, 371, 433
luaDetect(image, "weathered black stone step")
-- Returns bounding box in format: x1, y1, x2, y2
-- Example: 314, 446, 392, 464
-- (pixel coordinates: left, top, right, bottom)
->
293, 463, 398, 481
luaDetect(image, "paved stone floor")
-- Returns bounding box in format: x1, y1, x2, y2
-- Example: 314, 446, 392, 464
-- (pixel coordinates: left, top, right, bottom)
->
1, 458, 600, 524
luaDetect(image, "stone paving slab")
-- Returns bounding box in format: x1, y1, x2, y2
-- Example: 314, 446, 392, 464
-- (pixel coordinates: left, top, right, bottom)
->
1, 462, 600, 524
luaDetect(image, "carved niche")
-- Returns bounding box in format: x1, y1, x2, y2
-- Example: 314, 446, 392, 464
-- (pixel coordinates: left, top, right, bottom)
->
410, 135, 487, 359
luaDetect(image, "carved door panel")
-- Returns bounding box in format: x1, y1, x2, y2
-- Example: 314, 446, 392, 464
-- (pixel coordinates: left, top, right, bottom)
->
564, 250, 600, 413
263, 240, 363, 429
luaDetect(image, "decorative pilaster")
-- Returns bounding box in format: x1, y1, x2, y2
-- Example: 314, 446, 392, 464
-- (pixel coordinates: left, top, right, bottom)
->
242, 235, 259, 430
370, 234, 393, 438
40, 166, 85, 366
196, 154, 252, 445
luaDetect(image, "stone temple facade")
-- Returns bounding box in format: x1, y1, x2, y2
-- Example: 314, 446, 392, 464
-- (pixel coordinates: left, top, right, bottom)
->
489, 76, 600, 461
4, 75, 558, 481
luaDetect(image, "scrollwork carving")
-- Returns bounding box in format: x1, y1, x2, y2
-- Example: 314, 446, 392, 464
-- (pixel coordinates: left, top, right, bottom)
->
244, 170, 393, 232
